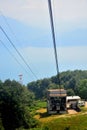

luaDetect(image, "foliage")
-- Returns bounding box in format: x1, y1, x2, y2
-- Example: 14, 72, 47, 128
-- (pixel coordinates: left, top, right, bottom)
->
0, 79, 38, 130
0, 117, 4, 130
27, 70, 87, 99
34, 100, 46, 109
67, 89, 75, 96
78, 79, 87, 99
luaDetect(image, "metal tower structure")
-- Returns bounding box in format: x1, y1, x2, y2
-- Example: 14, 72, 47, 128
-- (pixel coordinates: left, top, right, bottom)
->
18, 74, 23, 85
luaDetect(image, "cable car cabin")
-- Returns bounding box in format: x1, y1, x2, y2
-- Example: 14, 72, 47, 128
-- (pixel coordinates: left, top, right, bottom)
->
47, 89, 67, 114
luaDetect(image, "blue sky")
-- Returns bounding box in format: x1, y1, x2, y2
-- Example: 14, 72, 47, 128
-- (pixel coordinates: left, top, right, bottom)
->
0, 0, 87, 84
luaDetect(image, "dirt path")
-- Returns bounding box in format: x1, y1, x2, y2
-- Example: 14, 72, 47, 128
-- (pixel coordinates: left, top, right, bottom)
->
36, 108, 47, 113
35, 108, 78, 123
68, 109, 77, 114
85, 102, 87, 108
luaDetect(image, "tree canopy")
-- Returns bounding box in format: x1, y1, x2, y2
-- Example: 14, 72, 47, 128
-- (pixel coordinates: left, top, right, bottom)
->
0, 79, 37, 130
78, 79, 87, 100
27, 70, 87, 99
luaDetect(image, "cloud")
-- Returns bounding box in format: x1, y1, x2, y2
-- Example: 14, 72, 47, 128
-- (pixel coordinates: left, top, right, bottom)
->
0, 0, 49, 28
21, 45, 87, 72
54, 0, 87, 21
0, 0, 87, 31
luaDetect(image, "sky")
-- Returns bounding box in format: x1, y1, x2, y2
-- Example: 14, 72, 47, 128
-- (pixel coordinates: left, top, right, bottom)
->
0, 0, 87, 84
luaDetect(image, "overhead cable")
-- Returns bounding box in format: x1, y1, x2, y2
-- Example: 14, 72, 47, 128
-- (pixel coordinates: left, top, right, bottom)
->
0, 39, 29, 75
0, 10, 38, 79
48, 0, 61, 86
0, 26, 38, 79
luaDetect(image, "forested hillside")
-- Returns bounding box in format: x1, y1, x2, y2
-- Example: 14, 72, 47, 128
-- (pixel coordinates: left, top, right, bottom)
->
27, 70, 87, 100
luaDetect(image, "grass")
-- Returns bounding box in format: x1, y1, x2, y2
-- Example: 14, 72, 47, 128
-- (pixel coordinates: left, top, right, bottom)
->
1, 100, 87, 130
35, 100, 47, 109
45, 114, 87, 130
80, 107, 87, 113
31, 114, 87, 130
31, 101, 87, 130
17, 101, 87, 130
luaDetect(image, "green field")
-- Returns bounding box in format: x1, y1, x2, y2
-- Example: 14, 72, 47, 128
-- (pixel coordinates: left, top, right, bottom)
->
30, 101, 87, 130
30, 114, 87, 130
1, 100, 87, 130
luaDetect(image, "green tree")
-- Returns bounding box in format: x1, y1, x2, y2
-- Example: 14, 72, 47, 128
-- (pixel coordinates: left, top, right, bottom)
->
28, 70, 87, 99
67, 89, 75, 96
0, 80, 37, 130
78, 79, 87, 99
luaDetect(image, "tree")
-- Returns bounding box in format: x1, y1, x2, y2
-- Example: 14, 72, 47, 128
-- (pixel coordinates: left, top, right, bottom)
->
28, 70, 87, 99
67, 89, 75, 96
78, 79, 87, 100
0, 80, 37, 130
